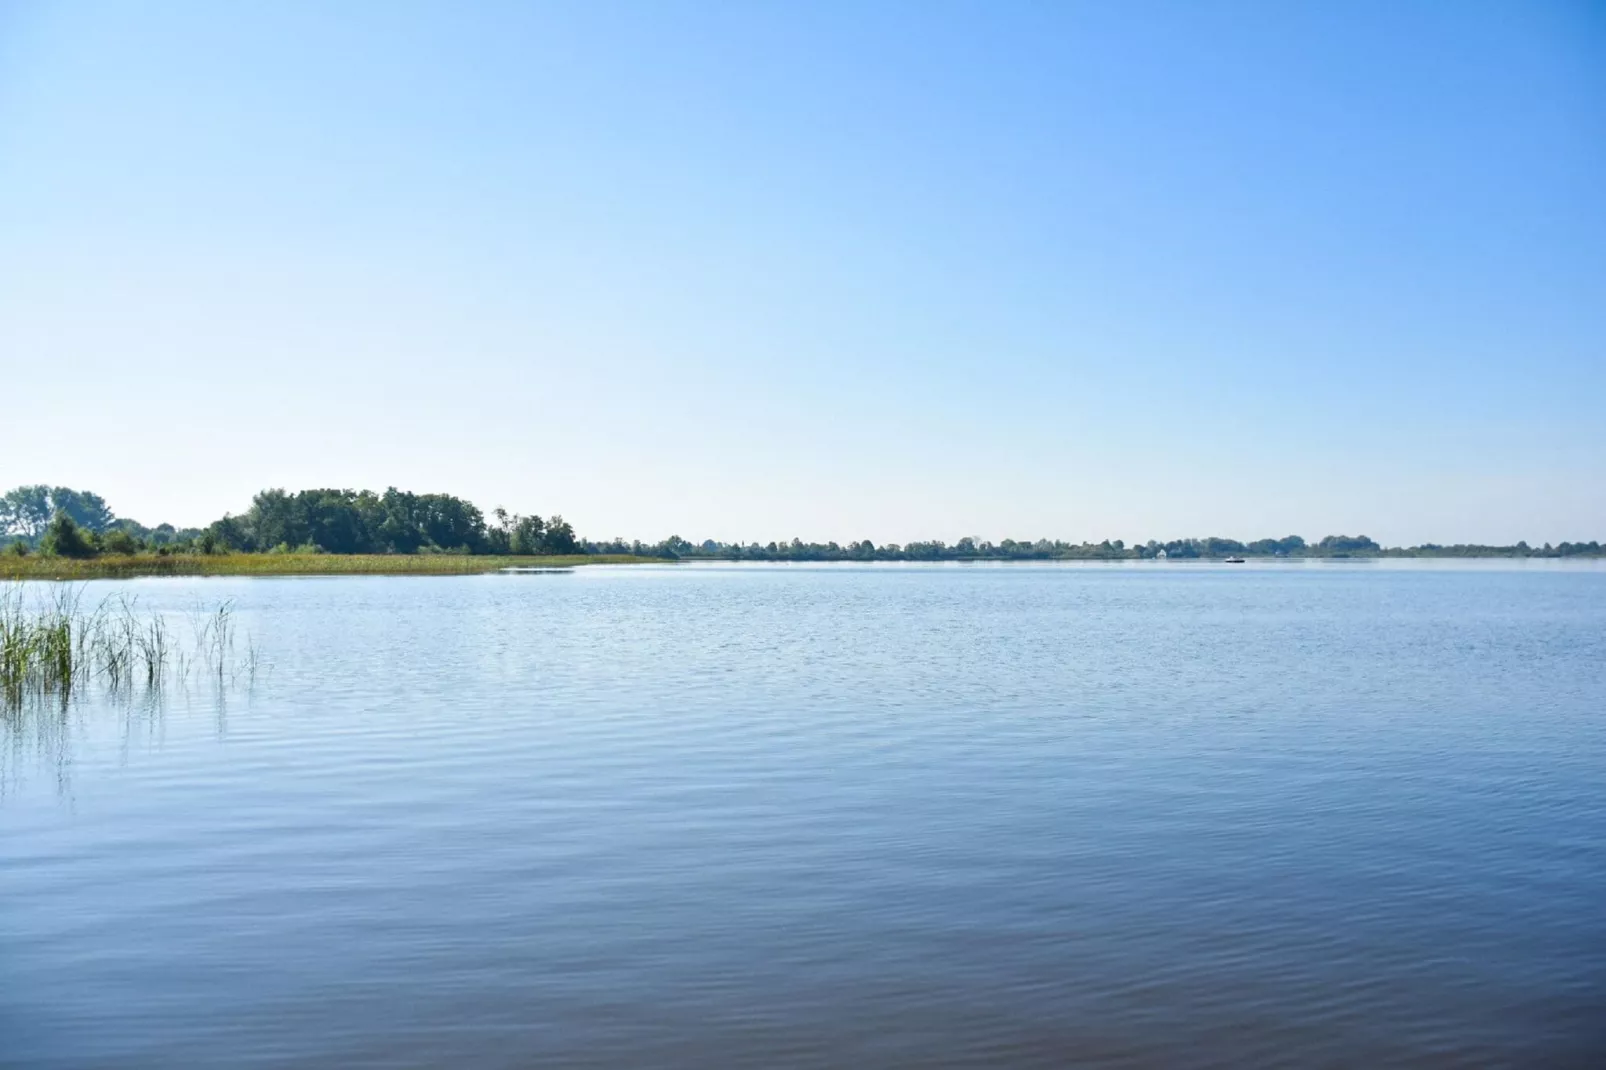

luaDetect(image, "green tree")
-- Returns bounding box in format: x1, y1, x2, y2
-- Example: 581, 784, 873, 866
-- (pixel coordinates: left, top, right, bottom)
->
301, 490, 369, 554
207, 515, 254, 551
0, 485, 56, 540
541, 516, 576, 554
49, 488, 115, 532
1318, 534, 1380, 553
377, 488, 427, 552
101, 529, 141, 555
415, 493, 487, 551
510, 514, 546, 555
40, 512, 97, 558
245, 489, 302, 550
1, 486, 117, 538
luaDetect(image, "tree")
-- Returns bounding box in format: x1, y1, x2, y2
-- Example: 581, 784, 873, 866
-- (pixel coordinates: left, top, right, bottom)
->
301, 490, 368, 554
377, 488, 427, 553
1, 485, 57, 539
101, 529, 141, 555
0, 486, 116, 538
1318, 534, 1380, 553
207, 515, 254, 551
541, 516, 576, 554
49, 488, 115, 532
511, 514, 546, 555
245, 489, 302, 550
415, 493, 486, 551
486, 509, 512, 554
40, 512, 97, 558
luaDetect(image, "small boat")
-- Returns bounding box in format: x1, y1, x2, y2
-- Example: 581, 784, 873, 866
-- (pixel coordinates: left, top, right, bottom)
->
1224, 556, 1246, 564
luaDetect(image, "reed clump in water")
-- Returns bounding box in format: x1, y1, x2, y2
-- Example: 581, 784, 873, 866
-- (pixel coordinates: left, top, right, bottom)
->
0, 586, 255, 708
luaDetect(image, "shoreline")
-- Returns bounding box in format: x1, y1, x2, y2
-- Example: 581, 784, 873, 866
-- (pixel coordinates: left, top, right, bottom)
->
0, 553, 667, 580
2, 551, 1601, 580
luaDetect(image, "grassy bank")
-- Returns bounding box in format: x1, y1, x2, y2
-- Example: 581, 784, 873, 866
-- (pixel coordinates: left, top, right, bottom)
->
0, 553, 666, 580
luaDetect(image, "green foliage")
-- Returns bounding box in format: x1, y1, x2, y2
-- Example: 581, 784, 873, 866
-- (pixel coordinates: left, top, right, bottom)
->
39, 512, 98, 559
490, 509, 576, 555
509, 513, 545, 555
0, 486, 52, 539
100, 530, 141, 555
55, 488, 115, 532
542, 516, 577, 554
1247, 535, 1306, 556
1317, 534, 1381, 553
0, 486, 114, 540
219, 486, 491, 554
0, 586, 250, 707
1384, 539, 1603, 558
5, 483, 1601, 569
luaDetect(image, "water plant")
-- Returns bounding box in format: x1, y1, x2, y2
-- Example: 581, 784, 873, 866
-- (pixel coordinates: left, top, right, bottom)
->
0, 585, 256, 708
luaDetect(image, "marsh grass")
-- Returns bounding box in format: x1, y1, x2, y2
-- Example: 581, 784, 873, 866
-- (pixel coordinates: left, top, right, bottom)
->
0, 585, 258, 709
0, 553, 663, 580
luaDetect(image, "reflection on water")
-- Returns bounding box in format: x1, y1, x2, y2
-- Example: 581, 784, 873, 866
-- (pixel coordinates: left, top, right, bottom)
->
1, 585, 261, 802
1, 685, 245, 804
1, 563, 1604, 1067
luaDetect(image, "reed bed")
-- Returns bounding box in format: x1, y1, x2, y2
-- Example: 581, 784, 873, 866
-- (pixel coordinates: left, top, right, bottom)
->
0, 553, 660, 580
0, 585, 257, 708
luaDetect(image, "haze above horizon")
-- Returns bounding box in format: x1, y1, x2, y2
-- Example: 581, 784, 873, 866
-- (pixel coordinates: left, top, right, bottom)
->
2, 1, 1601, 545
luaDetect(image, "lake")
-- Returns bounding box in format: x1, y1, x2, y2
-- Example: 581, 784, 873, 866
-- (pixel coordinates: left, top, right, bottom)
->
2, 561, 1603, 1067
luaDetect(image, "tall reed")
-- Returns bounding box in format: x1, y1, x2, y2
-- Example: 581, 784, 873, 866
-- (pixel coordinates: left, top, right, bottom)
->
0, 585, 255, 708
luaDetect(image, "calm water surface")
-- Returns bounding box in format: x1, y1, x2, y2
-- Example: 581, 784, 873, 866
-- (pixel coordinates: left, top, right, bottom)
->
2, 562, 1604, 1067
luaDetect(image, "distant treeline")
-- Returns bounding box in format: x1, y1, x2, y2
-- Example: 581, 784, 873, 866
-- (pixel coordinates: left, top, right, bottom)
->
1, 484, 1601, 561
203, 488, 579, 556
654, 534, 1603, 561
0, 485, 574, 559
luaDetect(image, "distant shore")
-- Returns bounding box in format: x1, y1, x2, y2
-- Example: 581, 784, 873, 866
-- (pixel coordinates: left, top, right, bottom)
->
0, 553, 665, 580
4, 484, 1600, 575
5, 550, 1603, 580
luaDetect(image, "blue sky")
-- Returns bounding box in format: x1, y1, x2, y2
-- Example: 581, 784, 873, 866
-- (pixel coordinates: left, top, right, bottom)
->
1, 1, 1601, 544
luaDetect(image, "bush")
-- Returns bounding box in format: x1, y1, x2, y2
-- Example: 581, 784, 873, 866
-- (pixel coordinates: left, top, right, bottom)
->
39, 512, 97, 558
101, 530, 141, 555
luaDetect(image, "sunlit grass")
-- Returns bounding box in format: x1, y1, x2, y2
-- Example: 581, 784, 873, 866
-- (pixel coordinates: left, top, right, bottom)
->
0, 553, 664, 580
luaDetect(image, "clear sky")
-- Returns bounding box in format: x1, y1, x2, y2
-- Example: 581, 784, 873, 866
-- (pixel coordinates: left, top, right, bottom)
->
2, 1, 1602, 546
